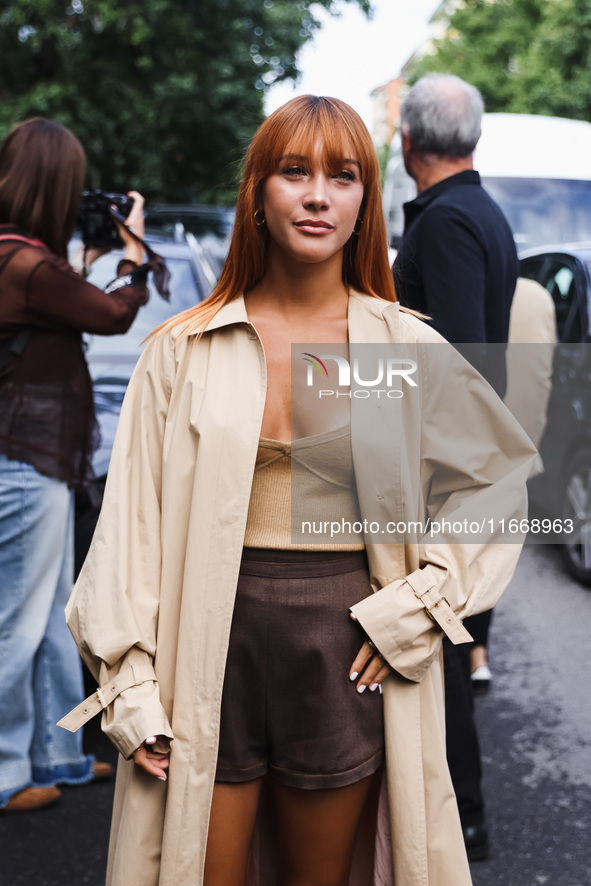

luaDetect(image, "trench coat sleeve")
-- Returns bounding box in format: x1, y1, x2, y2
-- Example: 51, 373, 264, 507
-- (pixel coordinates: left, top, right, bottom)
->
350, 340, 537, 683
65, 332, 175, 760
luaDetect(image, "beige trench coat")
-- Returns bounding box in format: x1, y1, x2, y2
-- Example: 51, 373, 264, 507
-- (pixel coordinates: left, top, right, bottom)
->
63, 292, 536, 886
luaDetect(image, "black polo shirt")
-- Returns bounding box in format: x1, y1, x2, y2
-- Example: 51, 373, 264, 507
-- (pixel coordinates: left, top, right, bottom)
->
393, 170, 518, 345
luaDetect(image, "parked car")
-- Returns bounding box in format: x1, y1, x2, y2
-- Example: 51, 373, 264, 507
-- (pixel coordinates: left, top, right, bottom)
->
73, 223, 229, 573
520, 244, 591, 584
144, 203, 234, 279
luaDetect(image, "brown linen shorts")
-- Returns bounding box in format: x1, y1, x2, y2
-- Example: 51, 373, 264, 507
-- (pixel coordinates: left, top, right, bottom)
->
215, 548, 384, 789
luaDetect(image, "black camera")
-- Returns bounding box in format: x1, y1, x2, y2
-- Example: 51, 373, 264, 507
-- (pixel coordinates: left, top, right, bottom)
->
79, 190, 133, 248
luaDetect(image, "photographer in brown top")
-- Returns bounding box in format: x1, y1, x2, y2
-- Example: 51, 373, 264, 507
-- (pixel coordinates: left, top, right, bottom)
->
0, 117, 148, 813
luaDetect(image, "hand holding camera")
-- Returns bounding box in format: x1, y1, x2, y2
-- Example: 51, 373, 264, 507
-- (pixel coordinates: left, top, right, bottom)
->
111, 191, 145, 265
79, 189, 145, 267
78, 189, 170, 300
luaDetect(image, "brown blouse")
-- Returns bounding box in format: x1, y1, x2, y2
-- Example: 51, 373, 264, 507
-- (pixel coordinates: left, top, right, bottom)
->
0, 226, 149, 488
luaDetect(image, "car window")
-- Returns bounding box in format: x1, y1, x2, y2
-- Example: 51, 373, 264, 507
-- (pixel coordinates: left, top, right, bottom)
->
85, 254, 202, 360
519, 258, 545, 282
538, 259, 582, 342
483, 178, 591, 248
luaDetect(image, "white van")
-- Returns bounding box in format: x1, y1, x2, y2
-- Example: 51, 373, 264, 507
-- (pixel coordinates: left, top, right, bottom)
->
382, 113, 591, 250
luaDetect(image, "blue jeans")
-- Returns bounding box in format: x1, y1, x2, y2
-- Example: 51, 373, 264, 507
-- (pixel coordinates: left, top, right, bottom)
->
0, 454, 93, 807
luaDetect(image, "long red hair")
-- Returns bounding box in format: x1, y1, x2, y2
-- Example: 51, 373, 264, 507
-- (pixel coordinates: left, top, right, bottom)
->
157, 95, 396, 338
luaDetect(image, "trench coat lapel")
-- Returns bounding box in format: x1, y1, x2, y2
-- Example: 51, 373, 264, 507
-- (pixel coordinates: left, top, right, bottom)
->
158, 296, 270, 883
347, 294, 410, 587
347, 293, 472, 886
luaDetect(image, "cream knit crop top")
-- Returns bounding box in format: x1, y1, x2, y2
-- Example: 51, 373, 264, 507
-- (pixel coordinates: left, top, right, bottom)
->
243, 426, 365, 550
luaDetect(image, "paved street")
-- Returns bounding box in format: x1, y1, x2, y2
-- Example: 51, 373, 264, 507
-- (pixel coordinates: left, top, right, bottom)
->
472, 543, 591, 886
1, 543, 590, 886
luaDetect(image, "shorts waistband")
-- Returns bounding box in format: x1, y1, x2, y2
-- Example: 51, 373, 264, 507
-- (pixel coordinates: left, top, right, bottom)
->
239, 547, 368, 578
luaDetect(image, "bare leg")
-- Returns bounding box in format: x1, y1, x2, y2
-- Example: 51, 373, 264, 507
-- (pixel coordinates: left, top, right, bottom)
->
465, 610, 493, 674
204, 779, 263, 886
273, 774, 376, 886
470, 644, 488, 671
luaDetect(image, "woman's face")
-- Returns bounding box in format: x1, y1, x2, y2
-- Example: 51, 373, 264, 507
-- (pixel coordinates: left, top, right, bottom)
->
261, 142, 364, 268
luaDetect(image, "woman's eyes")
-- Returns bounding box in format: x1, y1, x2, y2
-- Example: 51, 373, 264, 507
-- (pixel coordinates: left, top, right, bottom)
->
333, 170, 356, 182
280, 166, 357, 181
282, 166, 307, 177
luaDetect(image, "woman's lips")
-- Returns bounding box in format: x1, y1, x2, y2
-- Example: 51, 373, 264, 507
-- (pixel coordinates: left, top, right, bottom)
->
293, 219, 334, 234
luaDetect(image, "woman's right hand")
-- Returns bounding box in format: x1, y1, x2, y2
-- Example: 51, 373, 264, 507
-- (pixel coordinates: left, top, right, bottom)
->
133, 734, 171, 781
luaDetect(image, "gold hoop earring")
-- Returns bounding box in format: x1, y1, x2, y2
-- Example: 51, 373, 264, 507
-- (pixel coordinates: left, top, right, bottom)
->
353, 217, 363, 236
254, 209, 266, 227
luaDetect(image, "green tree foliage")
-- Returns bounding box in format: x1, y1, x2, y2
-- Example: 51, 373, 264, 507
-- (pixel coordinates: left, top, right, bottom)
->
0, 0, 370, 202
407, 0, 591, 123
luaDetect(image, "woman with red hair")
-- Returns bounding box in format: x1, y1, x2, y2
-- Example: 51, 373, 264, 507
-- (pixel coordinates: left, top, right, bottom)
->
63, 96, 534, 886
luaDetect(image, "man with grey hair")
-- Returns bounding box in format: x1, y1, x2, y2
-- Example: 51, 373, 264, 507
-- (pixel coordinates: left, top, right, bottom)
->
400, 72, 484, 158
393, 73, 520, 863
393, 73, 518, 344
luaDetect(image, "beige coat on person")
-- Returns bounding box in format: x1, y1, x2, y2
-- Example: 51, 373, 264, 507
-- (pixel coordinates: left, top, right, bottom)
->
505, 277, 557, 476
63, 292, 536, 886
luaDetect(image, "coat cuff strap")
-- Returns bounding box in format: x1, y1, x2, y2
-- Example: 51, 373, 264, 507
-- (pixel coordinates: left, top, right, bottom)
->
405, 570, 474, 645
57, 665, 157, 733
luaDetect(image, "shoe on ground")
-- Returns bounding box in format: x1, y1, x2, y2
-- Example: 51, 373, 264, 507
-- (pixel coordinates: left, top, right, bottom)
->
63, 760, 114, 787
92, 760, 114, 782
471, 665, 492, 696
463, 822, 489, 861
2, 786, 61, 813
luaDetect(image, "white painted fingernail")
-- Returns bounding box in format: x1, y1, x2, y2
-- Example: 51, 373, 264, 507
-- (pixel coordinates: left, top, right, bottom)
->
357, 684, 366, 694
350, 671, 359, 681
146, 736, 157, 744
379, 684, 383, 695
158, 776, 167, 781
370, 683, 378, 692
350, 613, 358, 621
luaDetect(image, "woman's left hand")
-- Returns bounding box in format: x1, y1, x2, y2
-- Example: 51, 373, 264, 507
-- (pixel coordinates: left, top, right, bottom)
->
119, 190, 146, 241
349, 613, 393, 694
111, 190, 146, 265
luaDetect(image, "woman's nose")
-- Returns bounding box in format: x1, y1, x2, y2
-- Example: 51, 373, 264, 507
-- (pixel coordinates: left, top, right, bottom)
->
303, 174, 330, 210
